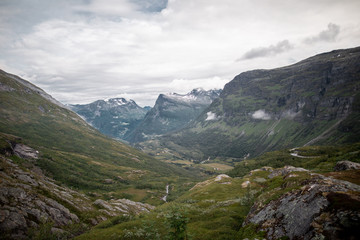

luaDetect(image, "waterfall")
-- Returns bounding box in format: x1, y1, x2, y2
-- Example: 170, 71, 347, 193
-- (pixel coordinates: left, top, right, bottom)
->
161, 184, 169, 202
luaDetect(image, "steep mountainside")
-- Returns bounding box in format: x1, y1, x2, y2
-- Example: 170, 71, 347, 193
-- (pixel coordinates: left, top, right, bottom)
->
127, 88, 221, 142
70, 98, 149, 140
149, 47, 360, 160
0, 69, 199, 207
0, 149, 154, 239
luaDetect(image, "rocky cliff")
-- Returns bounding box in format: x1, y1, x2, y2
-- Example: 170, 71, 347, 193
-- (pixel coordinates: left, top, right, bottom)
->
243, 166, 360, 240
127, 88, 221, 142
0, 141, 154, 239
152, 47, 360, 160
70, 98, 149, 140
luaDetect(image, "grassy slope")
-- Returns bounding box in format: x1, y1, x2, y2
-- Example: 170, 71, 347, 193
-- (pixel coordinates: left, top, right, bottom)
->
146, 47, 360, 161
0, 70, 200, 205
76, 143, 360, 240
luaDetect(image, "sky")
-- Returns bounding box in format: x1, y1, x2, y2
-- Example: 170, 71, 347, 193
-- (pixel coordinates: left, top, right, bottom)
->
0, 0, 359, 107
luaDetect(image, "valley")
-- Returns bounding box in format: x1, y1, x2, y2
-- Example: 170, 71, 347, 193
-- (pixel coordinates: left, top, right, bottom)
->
1, 47, 360, 239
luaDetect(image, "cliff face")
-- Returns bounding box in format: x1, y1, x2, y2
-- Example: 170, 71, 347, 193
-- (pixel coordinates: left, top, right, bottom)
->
127, 88, 221, 142
70, 98, 149, 140
0, 143, 154, 239
243, 167, 360, 240
155, 47, 360, 160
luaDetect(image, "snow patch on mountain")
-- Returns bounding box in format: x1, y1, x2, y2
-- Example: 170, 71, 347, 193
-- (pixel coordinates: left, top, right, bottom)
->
206, 112, 218, 121
252, 110, 271, 120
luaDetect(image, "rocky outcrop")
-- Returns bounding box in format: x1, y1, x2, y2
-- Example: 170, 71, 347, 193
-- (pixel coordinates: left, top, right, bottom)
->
94, 198, 154, 216
334, 160, 360, 171
243, 167, 360, 240
0, 153, 155, 239
13, 144, 39, 159
0, 156, 81, 239
268, 165, 308, 178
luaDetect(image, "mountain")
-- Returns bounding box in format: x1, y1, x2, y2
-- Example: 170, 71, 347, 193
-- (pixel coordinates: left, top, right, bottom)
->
147, 47, 360, 161
0, 69, 199, 205
127, 88, 221, 142
0, 69, 205, 238
70, 98, 149, 140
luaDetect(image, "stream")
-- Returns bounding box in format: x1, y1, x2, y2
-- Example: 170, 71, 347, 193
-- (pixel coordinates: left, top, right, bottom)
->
161, 184, 169, 202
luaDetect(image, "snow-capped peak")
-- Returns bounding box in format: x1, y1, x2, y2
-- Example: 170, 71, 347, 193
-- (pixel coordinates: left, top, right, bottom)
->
104, 98, 129, 106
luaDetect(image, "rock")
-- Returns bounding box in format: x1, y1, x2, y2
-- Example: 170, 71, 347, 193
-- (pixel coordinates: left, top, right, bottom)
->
94, 199, 115, 212
254, 177, 267, 183
17, 174, 39, 186
241, 181, 250, 188
244, 169, 360, 240
215, 174, 231, 181
0, 156, 84, 238
104, 178, 114, 184
334, 160, 360, 171
13, 144, 39, 159
0, 210, 27, 231
268, 165, 308, 179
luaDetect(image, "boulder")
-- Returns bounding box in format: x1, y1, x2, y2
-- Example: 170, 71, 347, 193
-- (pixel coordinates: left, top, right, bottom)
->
244, 170, 360, 240
268, 165, 308, 179
334, 160, 360, 171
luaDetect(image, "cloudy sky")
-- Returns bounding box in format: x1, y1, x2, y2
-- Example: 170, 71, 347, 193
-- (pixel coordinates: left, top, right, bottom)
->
1, 0, 359, 106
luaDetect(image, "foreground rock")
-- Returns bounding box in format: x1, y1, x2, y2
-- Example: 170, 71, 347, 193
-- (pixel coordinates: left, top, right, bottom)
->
94, 198, 154, 216
0, 154, 154, 239
334, 160, 360, 171
243, 166, 360, 240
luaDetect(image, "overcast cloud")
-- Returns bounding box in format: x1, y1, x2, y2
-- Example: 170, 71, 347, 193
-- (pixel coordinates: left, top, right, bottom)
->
239, 40, 294, 60
0, 0, 360, 106
304, 23, 341, 44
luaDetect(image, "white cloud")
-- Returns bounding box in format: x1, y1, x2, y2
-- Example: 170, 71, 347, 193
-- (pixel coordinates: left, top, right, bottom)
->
0, 0, 360, 107
252, 110, 271, 120
239, 40, 294, 60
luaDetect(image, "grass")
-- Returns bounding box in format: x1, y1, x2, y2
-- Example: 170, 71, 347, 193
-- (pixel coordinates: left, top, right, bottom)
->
228, 143, 360, 178
0, 71, 201, 205
75, 156, 330, 240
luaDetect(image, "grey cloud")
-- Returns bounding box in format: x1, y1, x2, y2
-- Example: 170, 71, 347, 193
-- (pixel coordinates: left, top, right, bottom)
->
132, 0, 168, 12
239, 40, 293, 60
304, 23, 340, 44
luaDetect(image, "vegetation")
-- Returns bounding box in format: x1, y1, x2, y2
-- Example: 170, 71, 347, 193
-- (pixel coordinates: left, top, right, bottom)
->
228, 143, 360, 178
0, 71, 201, 205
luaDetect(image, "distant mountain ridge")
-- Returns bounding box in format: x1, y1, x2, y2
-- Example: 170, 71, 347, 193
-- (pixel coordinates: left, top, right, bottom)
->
146, 47, 360, 160
70, 98, 149, 140
126, 88, 221, 142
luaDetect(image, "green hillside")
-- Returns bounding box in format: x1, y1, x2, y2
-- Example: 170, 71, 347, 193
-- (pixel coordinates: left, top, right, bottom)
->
75, 143, 360, 240
143, 47, 360, 161
0, 69, 200, 205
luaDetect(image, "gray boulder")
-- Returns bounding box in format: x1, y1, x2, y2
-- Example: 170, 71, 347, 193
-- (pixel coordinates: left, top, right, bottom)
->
334, 160, 360, 171
244, 168, 360, 240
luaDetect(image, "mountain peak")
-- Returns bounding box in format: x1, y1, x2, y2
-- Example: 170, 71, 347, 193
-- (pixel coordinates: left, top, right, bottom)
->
69, 97, 148, 140
127, 88, 221, 142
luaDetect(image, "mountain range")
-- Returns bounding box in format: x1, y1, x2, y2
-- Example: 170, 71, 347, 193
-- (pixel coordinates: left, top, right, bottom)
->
70, 98, 150, 140
127, 88, 221, 142
70, 88, 221, 143
144, 47, 360, 161
0, 47, 359, 239
0, 68, 201, 238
